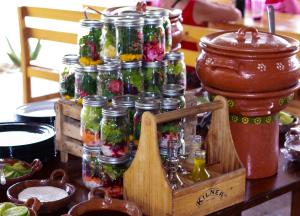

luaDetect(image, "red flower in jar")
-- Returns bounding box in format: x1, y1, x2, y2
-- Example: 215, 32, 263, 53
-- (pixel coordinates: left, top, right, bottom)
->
108, 80, 123, 94
143, 42, 164, 62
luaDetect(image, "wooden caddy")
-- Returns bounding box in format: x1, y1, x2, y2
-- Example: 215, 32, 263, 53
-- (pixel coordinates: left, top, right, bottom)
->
124, 96, 246, 216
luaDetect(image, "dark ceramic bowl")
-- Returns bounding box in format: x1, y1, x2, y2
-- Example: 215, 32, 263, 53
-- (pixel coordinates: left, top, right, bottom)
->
17, 197, 41, 216
0, 158, 42, 190
7, 169, 75, 214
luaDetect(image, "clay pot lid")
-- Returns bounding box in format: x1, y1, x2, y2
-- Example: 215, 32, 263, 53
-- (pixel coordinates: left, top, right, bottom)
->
200, 27, 299, 53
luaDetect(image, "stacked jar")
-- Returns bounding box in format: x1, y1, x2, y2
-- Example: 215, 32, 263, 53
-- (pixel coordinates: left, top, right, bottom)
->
164, 52, 186, 88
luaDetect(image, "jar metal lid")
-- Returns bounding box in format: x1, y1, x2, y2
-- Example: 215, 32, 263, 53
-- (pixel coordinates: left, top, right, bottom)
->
102, 16, 117, 24
121, 61, 142, 69
80, 19, 103, 28
135, 98, 160, 110
160, 147, 168, 156
144, 16, 163, 25
112, 95, 136, 108
143, 61, 166, 68
83, 95, 108, 107
165, 52, 184, 61
97, 63, 121, 72
99, 154, 130, 164
76, 65, 98, 73
145, 8, 169, 17
62, 54, 79, 64
102, 106, 128, 116
163, 84, 184, 96
161, 98, 180, 110
115, 17, 144, 27
103, 58, 121, 65
83, 146, 101, 154
139, 92, 162, 101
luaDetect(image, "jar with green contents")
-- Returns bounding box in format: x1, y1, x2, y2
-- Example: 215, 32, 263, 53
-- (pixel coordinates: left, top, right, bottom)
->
101, 16, 117, 59
112, 95, 136, 152
116, 17, 144, 62
97, 63, 123, 101
81, 96, 108, 148
75, 66, 98, 104
99, 155, 130, 198
78, 19, 103, 66
165, 52, 186, 87
82, 146, 102, 188
143, 16, 165, 62
133, 99, 161, 147
159, 98, 181, 149
121, 61, 143, 95
163, 84, 185, 108
143, 61, 166, 94
60, 54, 78, 100
100, 107, 129, 158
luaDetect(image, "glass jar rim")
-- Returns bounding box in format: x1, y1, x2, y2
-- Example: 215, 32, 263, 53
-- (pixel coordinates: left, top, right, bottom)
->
121, 61, 142, 69
163, 84, 185, 96
62, 54, 79, 64
102, 106, 128, 117
115, 17, 144, 27
112, 95, 136, 108
97, 63, 121, 72
135, 98, 160, 110
165, 52, 184, 61
83, 95, 108, 107
161, 98, 180, 110
143, 61, 167, 68
76, 65, 98, 73
144, 16, 163, 25
80, 19, 103, 28
99, 154, 130, 164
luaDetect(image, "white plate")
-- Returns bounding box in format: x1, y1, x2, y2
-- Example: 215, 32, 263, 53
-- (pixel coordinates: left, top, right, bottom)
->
16, 100, 56, 118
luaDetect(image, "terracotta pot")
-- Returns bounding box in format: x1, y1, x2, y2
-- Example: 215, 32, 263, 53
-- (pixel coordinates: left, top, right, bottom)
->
24, 197, 41, 216
197, 27, 300, 179
7, 169, 76, 214
62, 187, 142, 216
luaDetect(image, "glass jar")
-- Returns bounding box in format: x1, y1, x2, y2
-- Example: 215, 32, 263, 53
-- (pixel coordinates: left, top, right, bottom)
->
143, 61, 166, 94
60, 54, 78, 100
99, 155, 130, 198
133, 99, 161, 147
112, 95, 136, 149
97, 63, 123, 101
101, 16, 117, 59
116, 17, 144, 62
143, 16, 165, 62
78, 19, 103, 66
159, 98, 181, 149
165, 52, 186, 87
81, 96, 108, 148
121, 61, 143, 95
145, 8, 172, 53
163, 84, 185, 108
100, 107, 129, 158
75, 66, 98, 104
82, 146, 102, 189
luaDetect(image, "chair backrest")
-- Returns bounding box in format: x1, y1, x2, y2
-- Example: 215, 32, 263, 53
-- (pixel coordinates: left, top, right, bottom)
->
18, 6, 105, 103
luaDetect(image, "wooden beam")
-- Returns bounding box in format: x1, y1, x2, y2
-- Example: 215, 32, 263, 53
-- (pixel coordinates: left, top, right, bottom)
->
26, 28, 77, 44
27, 66, 59, 82
179, 48, 198, 68
30, 92, 60, 103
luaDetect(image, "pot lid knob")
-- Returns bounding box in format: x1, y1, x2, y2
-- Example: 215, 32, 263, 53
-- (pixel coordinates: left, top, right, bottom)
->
236, 27, 259, 43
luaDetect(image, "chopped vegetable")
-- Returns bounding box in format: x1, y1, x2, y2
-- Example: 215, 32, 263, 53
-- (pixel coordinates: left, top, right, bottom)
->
0, 202, 29, 216
3, 162, 31, 179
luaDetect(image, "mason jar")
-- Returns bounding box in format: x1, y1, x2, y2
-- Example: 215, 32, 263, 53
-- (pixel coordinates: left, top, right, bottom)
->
146, 8, 172, 53
143, 16, 165, 62
75, 66, 98, 104
115, 17, 144, 62
100, 106, 129, 158
101, 16, 117, 59
163, 84, 185, 108
165, 52, 186, 87
81, 95, 108, 148
82, 146, 102, 189
143, 61, 166, 94
59, 54, 78, 100
97, 63, 123, 101
133, 99, 161, 147
78, 19, 103, 66
121, 61, 143, 95
99, 155, 130, 198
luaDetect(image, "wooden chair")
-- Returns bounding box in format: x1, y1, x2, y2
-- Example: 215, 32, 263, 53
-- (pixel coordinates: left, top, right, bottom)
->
18, 6, 105, 103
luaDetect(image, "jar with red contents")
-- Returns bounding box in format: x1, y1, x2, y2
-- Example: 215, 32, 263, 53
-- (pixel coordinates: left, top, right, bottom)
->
97, 63, 123, 101
143, 16, 165, 62
100, 106, 129, 158
99, 155, 130, 198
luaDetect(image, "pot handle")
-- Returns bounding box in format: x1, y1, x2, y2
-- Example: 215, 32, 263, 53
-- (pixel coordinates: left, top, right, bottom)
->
25, 197, 41, 213
209, 58, 240, 72
88, 187, 112, 205
50, 169, 68, 186
30, 159, 43, 173
236, 27, 259, 42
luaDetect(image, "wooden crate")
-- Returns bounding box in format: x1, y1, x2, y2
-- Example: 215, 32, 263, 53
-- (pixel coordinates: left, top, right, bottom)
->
124, 96, 246, 216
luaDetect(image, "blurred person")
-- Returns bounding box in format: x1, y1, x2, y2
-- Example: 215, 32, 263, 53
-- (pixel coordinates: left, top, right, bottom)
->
246, 0, 300, 14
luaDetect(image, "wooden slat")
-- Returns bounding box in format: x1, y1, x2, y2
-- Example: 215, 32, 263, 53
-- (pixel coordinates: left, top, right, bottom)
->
179, 48, 198, 68
63, 119, 81, 141
182, 24, 220, 43
30, 93, 59, 103
27, 66, 59, 81
61, 102, 82, 120
65, 138, 83, 158
26, 28, 77, 44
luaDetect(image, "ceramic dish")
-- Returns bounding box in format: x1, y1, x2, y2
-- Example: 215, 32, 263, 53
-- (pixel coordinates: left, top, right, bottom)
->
0, 158, 42, 190
62, 187, 142, 216
15, 100, 56, 126
0, 122, 55, 162
0, 197, 41, 216
7, 169, 75, 214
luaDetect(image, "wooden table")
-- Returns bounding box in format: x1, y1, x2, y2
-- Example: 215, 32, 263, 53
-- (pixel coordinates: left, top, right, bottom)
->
1, 152, 300, 216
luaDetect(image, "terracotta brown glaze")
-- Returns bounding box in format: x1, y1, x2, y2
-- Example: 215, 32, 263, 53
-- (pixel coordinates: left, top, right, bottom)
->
7, 169, 75, 214
0, 158, 42, 189
24, 197, 41, 216
197, 27, 300, 179
63, 187, 142, 216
